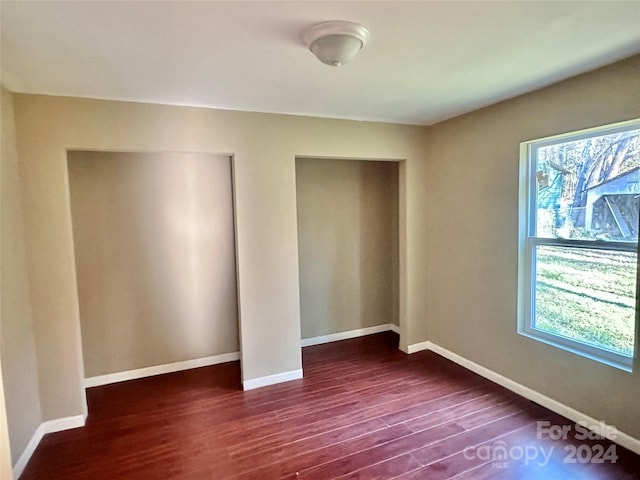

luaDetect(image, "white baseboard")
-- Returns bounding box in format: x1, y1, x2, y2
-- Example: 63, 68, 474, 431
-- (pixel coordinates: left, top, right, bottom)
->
83, 351, 240, 388
405, 340, 429, 354
301, 323, 398, 347
409, 340, 640, 456
42, 414, 86, 434
13, 424, 43, 479
13, 414, 86, 479
242, 368, 303, 391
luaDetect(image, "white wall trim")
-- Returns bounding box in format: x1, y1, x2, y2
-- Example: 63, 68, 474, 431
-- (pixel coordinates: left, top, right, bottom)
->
301, 323, 398, 347
12, 424, 43, 479
405, 340, 429, 354
83, 351, 240, 388
242, 369, 303, 391
42, 414, 86, 434
13, 414, 86, 479
408, 340, 640, 456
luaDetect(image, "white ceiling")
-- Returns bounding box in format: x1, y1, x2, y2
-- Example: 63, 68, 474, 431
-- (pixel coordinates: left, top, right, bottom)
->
1, 1, 639, 126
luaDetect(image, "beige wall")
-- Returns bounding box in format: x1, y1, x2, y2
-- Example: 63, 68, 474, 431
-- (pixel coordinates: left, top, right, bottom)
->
7, 53, 637, 454
296, 159, 399, 339
12, 94, 426, 420
0, 354, 14, 480
424, 54, 640, 438
0, 87, 42, 466
68, 151, 238, 377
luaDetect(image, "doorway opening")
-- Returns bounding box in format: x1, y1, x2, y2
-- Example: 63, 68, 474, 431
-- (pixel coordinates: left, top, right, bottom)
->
295, 157, 400, 347
67, 151, 241, 397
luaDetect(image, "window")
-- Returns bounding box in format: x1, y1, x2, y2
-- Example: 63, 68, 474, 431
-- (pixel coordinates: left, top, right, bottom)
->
518, 119, 640, 371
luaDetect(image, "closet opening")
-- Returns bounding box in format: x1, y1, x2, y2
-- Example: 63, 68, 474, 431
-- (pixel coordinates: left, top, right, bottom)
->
295, 157, 400, 348
67, 151, 241, 399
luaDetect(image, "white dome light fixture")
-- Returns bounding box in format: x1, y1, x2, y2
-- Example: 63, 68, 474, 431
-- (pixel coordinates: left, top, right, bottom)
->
304, 21, 370, 67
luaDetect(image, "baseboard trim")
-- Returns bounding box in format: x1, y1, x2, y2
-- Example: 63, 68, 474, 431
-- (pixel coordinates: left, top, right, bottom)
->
13, 424, 43, 479
83, 351, 241, 388
13, 414, 86, 479
301, 323, 399, 347
242, 369, 303, 391
43, 414, 86, 434
405, 340, 429, 354
415, 340, 640, 456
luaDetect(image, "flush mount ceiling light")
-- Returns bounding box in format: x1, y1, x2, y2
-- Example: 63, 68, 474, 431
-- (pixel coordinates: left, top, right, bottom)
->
304, 21, 370, 67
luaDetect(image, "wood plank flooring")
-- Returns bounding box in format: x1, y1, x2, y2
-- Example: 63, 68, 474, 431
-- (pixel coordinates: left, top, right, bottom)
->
20, 332, 640, 479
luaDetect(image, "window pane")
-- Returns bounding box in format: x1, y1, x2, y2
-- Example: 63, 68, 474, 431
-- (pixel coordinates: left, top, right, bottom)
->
535, 129, 640, 241
534, 245, 637, 356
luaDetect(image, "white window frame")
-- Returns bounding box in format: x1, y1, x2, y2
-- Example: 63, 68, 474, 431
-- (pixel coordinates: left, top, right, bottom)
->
517, 119, 640, 372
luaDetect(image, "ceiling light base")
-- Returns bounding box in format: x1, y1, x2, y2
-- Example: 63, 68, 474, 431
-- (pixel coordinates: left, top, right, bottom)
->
304, 21, 370, 67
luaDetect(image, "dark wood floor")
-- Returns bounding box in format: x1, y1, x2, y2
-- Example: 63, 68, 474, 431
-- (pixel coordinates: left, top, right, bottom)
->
21, 332, 640, 479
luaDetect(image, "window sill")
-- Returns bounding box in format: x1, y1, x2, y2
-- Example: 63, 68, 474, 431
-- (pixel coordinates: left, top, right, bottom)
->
517, 328, 633, 373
